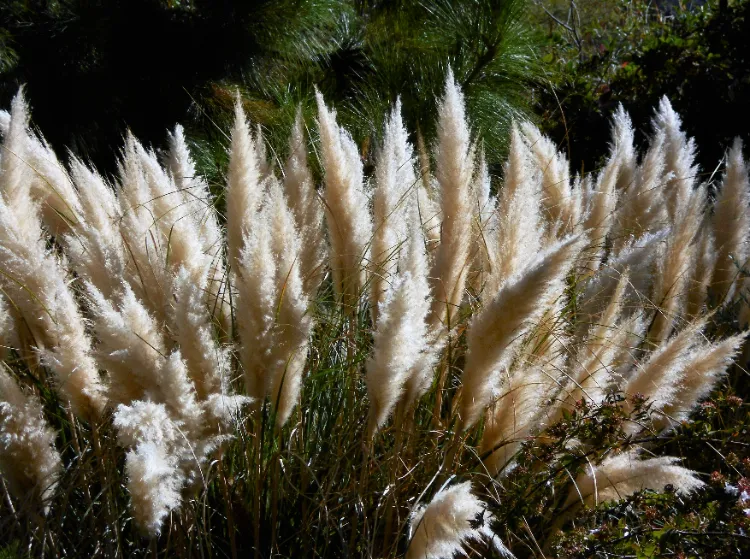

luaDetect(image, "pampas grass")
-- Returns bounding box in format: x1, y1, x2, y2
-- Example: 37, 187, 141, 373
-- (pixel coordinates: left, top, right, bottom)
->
0, 81, 748, 558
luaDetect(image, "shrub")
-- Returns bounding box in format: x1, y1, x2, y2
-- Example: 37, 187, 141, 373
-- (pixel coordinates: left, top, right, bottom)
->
0, 76, 749, 557
538, 0, 750, 174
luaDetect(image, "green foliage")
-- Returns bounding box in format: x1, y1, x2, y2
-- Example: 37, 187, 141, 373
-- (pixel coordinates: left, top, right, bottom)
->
0, 0, 542, 174
538, 0, 750, 172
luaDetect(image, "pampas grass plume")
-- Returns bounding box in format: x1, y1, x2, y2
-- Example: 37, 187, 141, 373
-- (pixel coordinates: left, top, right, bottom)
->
0, 368, 62, 511
566, 450, 704, 508
460, 234, 586, 429
429, 69, 474, 329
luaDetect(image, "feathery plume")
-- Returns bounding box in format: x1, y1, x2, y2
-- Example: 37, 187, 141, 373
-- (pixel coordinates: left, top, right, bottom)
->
398, 206, 439, 410
0, 155, 105, 417
265, 182, 313, 427
23, 131, 83, 235
64, 157, 126, 298
468, 149, 497, 292
235, 202, 276, 405
371, 100, 415, 320
415, 128, 442, 253
659, 333, 745, 427
428, 70, 474, 329
460, 234, 586, 429
166, 125, 230, 331
88, 283, 203, 431
686, 215, 716, 318
254, 124, 274, 180
366, 203, 431, 435
0, 90, 32, 222
612, 131, 668, 252
520, 122, 580, 240
576, 229, 667, 338
584, 151, 619, 269
116, 134, 172, 321
485, 125, 542, 297
651, 97, 698, 220
316, 91, 373, 309
226, 98, 263, 270
407, 482, 512, 559
170, 267, 229, 400
566, 451, 704, 508
0, 91, 82, 235
622, 319, 706, 431
113, 401, 185, 536
0, 109, 8, 135
0, 369, 62, 511
610, 105, 637, 192
649, 192, 703, 343
569, 272, 631, 405
711, 138, 749, 305
480, 365, 552, 476
283, 108, 326, 297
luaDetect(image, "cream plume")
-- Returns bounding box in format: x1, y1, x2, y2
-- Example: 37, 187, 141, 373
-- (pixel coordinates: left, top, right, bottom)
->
576, 229, 667, 339
480, 365, 552, 476
371, 99, 415, 321
366, 200, 432, 435
226, 98, 263, 270
407, 482, 512, 559
113, 401, 186, 536
651, 96, 698, 220
0, 117, 105, 417
711, 138, 749, 305
659, 333, 745, 427
64, 157, 126, 298
622, 320, 706, 432
166, 125, 230, 332
686, 215, 716, 318
398, 203, 439, 411
0, 91, 82, 235
428, 70, 475, 329
0, 368, 62, 511
170, 267, 229, 400
569, 271, 631, 406
265, 182, 313, 427
610, 105, 637, 192
116, 134, 171, 322
468, 149, 497, 293
235, 203, 276, 404
485, 125, 542, 297
584, 150, 619, 268
283, 108, 326, 298
520, 122, 580, 240
460, 234, 586, 429
649, 193, 703, 343
316, 91, 373, 309
88, 283, 203, 430
566, 450, 704, 508
235, 181, 313, 425
612, 131, 668, 252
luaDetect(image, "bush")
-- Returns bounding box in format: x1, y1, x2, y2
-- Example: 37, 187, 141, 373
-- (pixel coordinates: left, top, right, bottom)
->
538, 0, 750, 173
0, 75, 749, 557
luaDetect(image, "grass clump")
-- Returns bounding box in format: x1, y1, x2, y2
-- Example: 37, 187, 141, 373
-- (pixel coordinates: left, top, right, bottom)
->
0, 72, 749, 557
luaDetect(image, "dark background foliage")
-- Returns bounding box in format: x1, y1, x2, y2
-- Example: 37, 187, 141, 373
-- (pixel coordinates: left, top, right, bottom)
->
537, 0, 750, 175
0, 0, 541, 176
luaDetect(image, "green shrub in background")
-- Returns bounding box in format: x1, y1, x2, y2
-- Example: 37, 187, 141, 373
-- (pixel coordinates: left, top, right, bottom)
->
537, 0, 750, 174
